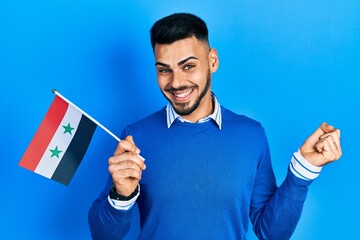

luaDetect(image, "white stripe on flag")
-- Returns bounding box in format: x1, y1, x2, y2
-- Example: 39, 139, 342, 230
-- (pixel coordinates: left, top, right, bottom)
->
34, 104, 82, 178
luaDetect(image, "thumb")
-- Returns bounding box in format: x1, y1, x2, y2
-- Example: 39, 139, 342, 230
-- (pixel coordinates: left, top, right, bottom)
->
320, 122, 335, 134
301, 123, 328, 152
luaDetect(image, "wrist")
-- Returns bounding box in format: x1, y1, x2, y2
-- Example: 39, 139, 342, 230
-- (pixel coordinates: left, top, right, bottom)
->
290, 151, 322, 181
300, 150, 323, 167
109, 184, 139, 201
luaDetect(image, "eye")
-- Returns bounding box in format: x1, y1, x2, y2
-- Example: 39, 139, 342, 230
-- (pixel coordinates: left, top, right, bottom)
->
183, 64, 195, 70
158, 68, 171, 73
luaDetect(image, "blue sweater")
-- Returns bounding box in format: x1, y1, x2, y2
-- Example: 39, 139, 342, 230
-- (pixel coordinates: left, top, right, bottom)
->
89, 106, 312, 239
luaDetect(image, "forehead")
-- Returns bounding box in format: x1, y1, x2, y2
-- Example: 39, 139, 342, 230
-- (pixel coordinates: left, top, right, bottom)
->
154, 37, 208, 64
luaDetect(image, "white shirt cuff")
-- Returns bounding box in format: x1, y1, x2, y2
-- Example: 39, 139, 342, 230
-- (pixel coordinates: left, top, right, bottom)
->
107, 184, 140, 210
290, 151, 322, 181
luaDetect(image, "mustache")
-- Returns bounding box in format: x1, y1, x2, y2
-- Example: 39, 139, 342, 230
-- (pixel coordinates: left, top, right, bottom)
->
164, 86, 195, 92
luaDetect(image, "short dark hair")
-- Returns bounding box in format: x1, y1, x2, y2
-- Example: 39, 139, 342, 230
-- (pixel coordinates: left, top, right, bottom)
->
150, 13, 209, 50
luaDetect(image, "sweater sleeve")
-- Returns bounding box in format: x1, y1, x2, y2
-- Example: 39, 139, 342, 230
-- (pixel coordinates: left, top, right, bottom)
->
250, 126, 313, 240
88, 176, 136, 240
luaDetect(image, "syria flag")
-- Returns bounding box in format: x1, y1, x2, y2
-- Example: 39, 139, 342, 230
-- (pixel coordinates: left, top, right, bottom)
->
19, 94, 97, 186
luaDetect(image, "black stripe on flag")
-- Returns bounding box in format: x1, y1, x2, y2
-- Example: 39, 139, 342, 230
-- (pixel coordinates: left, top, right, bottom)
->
51, 115, 97, 185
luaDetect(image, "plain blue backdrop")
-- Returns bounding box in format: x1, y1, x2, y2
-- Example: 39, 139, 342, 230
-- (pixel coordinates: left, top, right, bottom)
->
1, 0, 359, 239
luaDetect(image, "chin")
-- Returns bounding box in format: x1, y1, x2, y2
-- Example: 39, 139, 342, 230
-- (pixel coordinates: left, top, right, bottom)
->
172, 100, 199, 116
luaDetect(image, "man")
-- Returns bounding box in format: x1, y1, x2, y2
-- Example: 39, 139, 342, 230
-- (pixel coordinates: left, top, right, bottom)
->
88, 13, 342, 239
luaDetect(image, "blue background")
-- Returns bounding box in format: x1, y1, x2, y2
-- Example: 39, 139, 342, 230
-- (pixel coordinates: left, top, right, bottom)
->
1, 0, 359, 239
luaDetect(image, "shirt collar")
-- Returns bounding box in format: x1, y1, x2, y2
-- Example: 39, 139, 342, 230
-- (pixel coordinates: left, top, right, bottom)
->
166, 92, 222, 129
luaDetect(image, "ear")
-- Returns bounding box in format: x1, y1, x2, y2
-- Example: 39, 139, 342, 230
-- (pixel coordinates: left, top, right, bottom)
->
208, 48, 219, 73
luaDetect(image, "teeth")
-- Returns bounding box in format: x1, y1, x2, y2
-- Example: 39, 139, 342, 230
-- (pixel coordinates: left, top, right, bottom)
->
174, 89, 192, 98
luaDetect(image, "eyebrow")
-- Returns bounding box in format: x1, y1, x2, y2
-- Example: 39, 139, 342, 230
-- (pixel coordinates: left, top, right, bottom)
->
155, 56, 199, 68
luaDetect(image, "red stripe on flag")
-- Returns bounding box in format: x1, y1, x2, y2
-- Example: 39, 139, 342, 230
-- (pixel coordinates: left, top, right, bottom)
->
19, 96, 68, 171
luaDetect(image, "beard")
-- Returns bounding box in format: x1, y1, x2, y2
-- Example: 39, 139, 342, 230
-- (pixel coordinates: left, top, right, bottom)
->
163, 70, 211, 116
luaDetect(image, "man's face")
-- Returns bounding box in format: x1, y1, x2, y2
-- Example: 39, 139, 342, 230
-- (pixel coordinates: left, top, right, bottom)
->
154, 37, 219, 120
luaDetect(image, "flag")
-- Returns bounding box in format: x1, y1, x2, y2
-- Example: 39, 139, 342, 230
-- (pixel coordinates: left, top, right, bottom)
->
19, 95, 97, 186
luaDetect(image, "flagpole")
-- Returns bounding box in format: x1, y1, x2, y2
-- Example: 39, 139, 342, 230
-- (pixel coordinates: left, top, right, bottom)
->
52, 89, 145, 161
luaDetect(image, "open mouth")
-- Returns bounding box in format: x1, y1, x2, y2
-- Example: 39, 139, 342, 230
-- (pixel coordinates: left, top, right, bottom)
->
171, 88, 194, 102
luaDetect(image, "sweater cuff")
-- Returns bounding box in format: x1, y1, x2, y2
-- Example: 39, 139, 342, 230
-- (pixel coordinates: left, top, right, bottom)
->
289, 151, 322, 181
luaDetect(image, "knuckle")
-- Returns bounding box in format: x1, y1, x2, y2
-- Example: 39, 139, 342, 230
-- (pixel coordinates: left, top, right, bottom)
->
114, 142, 125, 155
118, 141, 130, 153
328, 135, 337, 143
125, 160, 135, 168
123, 169, 131, 176
108, 165, 119, 175
131, 168, 141, 178
108, 165, 114, 173
117, 170, 126, 178
113, 173, 122, 180
119, 140, 127, 149
125, 169, 135, 177
108, 156, 114, 165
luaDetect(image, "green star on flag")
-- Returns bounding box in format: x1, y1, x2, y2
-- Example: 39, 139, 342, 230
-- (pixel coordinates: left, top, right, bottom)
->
50, 146, 62, 158
63, 123, 75, 135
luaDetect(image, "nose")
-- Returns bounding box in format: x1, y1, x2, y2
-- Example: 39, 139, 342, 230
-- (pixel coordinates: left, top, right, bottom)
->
169, 70, 185, 89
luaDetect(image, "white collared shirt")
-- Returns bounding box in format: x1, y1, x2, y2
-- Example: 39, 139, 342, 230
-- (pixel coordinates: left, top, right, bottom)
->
166, 92, 222, 129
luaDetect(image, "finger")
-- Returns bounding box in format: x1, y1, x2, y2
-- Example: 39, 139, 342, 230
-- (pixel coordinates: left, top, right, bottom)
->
336, 129, 342, 157
109, 166, 143, 181
109, 152, 146, 170
323, 137, 339, 159
316, 136, 340, 161
108, 159, 142, 173
336, 129, 341, 138
320, 139, 338, 162
315, 140, 324, 153
114, 135, 141, 155
319, 131, 341, 156
111, 168, 142, 181
320, 122, 335, 134
319, 131, 339, 140
326, 135, 342, 160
